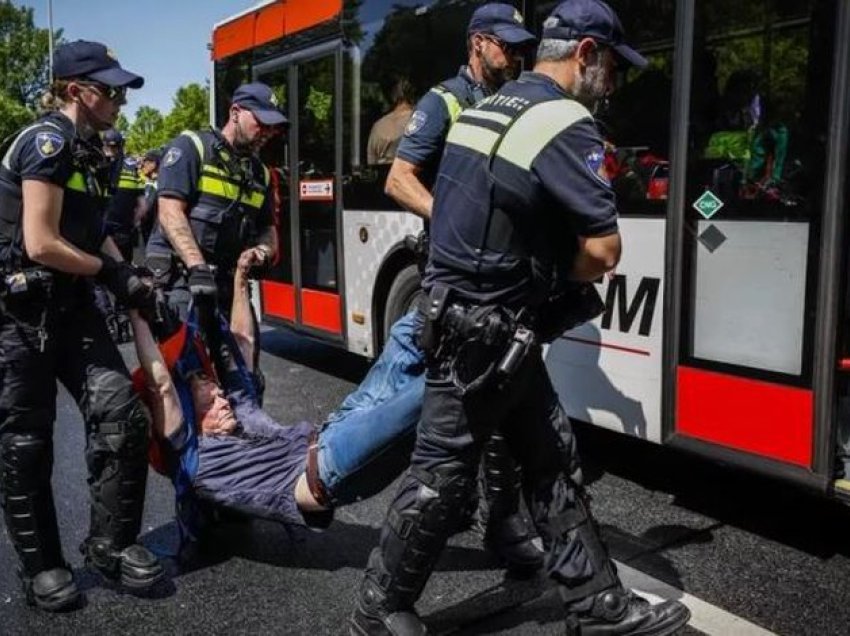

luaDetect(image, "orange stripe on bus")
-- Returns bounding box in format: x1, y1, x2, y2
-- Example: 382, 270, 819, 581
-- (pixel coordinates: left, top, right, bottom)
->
212, 0, 343, 61
676, 365, 813, 468
261, 280, 296, 321
301, 288, 341, 334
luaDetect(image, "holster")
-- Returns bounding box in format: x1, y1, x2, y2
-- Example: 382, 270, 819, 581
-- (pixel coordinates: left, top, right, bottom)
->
418, 284, 451, 355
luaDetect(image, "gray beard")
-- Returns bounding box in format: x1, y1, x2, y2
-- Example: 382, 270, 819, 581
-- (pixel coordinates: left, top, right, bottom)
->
571, 61, 609, 111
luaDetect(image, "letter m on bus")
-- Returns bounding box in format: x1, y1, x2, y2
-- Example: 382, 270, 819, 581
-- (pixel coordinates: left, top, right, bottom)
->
600, 275, 660, 337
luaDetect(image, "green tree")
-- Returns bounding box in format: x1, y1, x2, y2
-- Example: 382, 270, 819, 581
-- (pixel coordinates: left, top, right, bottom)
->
0, 92, 32, 140
0, 1, 57, 107
125, 105, 166, 155
161, 82, 209, 141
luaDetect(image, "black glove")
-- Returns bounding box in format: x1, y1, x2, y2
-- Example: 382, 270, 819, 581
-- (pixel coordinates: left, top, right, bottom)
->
188, 263, 218, 301
96, 254, 155, 311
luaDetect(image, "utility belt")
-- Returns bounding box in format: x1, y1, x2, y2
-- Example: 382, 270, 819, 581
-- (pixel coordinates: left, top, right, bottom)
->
419, 284, 536, 393
1, 267, 55, 352
2, 267, 53, 299
404, 230, 430, 276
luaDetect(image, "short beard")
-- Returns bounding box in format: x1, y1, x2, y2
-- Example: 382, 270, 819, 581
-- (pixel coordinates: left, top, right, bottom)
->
571, 57, 609, 111
480, 52, 518, 90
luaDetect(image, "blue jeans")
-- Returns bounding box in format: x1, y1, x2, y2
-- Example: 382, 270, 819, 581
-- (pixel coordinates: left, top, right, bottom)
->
317, 310, 426, 505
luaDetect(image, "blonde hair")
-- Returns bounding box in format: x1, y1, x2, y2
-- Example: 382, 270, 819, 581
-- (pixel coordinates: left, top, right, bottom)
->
38, 80, 73, 113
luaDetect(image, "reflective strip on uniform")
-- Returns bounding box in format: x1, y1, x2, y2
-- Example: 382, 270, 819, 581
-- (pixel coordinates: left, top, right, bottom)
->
1, 121, 63, 171
117, 170, 141, 190
198, 165, 265, 208
431, 87, 464, 124
181, 129, 205, 159
66, 171, 87, 192
446, 120, 500, 157
496, 100, 592, 169
461, 109, 513, 126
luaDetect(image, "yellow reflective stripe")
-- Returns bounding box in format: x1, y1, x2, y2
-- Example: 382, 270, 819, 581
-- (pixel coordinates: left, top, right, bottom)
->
460, 109, 512, 126
180, 129, 204, 159
117, 175, 141, 189
197, 173, 265, 208
261, 164, 269, 187
431, 87, 463, 125
446, 121, 499, 157
66, 171, 87, 192
496, 100, 591, 169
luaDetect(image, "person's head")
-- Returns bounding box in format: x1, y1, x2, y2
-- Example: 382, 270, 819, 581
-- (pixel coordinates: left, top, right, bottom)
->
225, 82, 288, 154
189, 373, 238, 436
43, 40, 143, 134
101, 128, 124, 158
535, 0, 647, 108
140, 148, 161, 178
389, 78, 415, 109
466, 3, 536, 89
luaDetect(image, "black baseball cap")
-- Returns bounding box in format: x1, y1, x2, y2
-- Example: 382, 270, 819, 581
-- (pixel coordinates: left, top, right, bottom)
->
542, 0, 647, 68
467, 3, 536, 45
143, 149, 162, 164
232, 83, 288, 127
53, 40, 144, 88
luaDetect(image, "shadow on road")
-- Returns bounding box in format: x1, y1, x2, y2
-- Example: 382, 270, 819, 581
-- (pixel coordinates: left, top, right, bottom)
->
260, 326, 371, 384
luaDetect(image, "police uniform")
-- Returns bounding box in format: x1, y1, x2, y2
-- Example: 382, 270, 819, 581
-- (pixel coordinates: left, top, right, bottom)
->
146, 128, 273, 321
353, 61, 690, 633
105, 154, 144, 261
0, 111, 158, 607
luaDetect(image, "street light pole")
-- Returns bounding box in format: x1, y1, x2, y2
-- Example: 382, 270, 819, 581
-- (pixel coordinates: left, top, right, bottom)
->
47, 0, 53, 83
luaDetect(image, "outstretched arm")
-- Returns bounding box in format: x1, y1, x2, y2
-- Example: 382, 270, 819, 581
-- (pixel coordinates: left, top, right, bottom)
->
129, 309, 184, 441
230, 248, 263, 371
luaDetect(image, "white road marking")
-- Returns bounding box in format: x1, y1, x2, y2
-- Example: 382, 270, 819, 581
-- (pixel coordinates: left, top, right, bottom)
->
615, 560, 778, 636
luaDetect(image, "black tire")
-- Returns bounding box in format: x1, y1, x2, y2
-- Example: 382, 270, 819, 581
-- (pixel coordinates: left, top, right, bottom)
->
383, 264, 424, 343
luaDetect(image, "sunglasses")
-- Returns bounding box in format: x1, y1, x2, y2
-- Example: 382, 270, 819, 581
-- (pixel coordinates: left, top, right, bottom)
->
77, 81, 127, 102
480, 34, 522, 55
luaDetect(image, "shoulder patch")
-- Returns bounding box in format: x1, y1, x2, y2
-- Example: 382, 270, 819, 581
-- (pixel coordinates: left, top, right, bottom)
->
585, 148, 611, 186
404, 111, 428, 137
162, 147, 183, 168
123, 157, 139, 168
35, 131, 65, 158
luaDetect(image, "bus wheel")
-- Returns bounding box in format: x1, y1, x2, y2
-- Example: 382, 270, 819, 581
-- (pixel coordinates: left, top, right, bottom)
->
383, 264, 424, 342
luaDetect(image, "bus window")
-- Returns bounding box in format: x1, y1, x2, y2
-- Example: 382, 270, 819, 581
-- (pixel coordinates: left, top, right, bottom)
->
343, 0, 525, 210
214, 50, 252, 129
298, 54, 338, 291
683, 0, 836, 377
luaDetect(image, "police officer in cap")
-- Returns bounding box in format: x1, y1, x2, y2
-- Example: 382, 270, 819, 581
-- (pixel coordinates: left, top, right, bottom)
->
350, 1, 691, 634
146, 82, 285, 380
385, 2, 542, 575
0, 40, 163, 611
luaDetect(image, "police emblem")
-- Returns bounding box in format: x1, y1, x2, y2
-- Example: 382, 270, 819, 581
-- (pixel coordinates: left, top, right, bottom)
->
404, 111, 428, 137
162, 147, 183, 167
584, 148, 611, 185
513, 9, 523, 23
35, 131, 64, 158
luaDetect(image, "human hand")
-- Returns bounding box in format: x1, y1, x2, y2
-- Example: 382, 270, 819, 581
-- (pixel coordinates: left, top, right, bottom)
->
97, 254, 155, 311
188, 263, 217, 302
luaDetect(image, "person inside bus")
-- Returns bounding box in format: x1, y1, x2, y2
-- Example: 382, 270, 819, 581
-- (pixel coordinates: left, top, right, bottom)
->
380, 1, 544, 575
367, 78, 415, 166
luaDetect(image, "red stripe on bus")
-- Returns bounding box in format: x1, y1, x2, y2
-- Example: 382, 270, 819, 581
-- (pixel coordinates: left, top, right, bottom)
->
676, 366, 813, 467
561, 335, 651, 356
261, 280, 295, 321
301, 288, 342, 334
212, 0, 343, 61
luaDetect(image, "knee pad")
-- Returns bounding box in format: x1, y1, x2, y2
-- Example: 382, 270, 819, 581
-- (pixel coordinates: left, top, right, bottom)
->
90, 400, 149, 458
1, 432, 53, 492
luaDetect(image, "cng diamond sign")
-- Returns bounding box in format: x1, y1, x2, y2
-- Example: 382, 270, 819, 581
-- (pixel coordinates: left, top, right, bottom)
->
692, 190, 724, 219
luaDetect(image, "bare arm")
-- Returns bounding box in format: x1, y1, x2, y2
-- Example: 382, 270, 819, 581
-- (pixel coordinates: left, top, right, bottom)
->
158, 194, 204, 268
100, 235, 124, 261
570, 233, 622, 282
256, 223, 279, 262
230, 250, 259, 371
22, 180, 103, 275
129, 309, 184, 440
385, 157, 433, 220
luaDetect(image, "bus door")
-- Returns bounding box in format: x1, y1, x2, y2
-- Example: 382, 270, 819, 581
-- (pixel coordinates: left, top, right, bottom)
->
668, 0, 845, 488
256, 44, 344, 340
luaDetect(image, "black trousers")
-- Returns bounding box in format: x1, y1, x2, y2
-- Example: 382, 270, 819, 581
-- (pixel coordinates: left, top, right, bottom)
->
0, 286, 150, 576
365, 342, 618, 609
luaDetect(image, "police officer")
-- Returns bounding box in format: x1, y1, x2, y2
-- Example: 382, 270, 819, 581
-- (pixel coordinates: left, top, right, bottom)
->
145, 83, 284, 377
351, 1, 692, 634
0, 40, 163, 612
138, 148, 161, 245
386, 3, 541, 574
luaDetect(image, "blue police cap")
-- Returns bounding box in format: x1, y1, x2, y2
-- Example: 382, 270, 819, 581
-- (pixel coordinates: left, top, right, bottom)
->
542, 0, 647, 68
53, 40, 144, 88
102, 129, 123, 146
232, 83, 288, 127
467, 3, 536, 45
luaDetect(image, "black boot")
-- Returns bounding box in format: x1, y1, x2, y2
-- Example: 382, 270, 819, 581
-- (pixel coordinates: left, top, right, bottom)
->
23, 566, 81, 612
567, 587, 691, 636
350, 564, 428, 636
479, 434, 543, 576
1, 433, 80, 612
82, 537, 164, 590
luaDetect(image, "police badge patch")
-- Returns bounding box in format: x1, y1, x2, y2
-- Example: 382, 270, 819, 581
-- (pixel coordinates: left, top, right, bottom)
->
35, 132, 64, 158
404, 111, 428, 137
584, 148, 611, 185
162, 147, 182, 167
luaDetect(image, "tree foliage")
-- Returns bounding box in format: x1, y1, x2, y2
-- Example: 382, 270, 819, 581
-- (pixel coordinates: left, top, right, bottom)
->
125, 105, 166, 155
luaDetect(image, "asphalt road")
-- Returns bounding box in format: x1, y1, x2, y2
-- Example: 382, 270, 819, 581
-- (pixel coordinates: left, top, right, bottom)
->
2, 326, 850, 635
